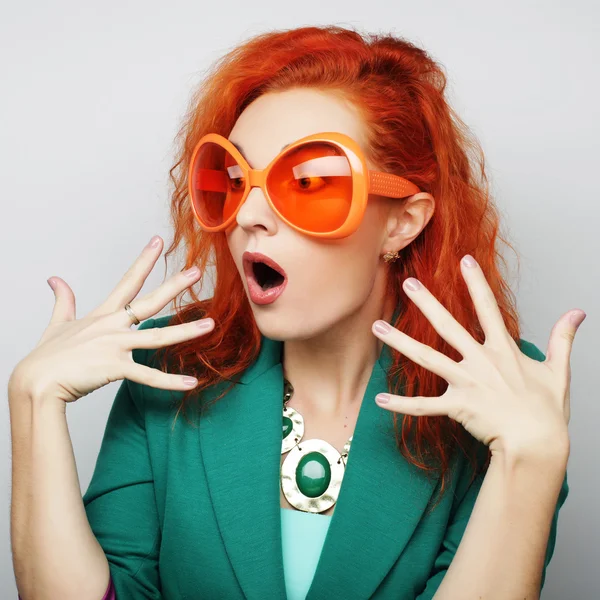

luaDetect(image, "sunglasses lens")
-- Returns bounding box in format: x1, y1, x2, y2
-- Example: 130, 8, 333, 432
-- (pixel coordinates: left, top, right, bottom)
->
267, 142, 353, 233
190, 141, 245, 228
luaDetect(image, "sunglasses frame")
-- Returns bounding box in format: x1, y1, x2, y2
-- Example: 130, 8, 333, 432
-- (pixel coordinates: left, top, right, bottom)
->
188, 131, 426, 239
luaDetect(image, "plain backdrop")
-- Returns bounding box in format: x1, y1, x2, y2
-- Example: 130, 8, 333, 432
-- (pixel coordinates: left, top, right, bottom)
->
2, 1, 597, 598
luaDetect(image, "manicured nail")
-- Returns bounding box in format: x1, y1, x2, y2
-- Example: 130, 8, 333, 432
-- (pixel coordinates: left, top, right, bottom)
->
462, 255, 477, 268
47, 278, 56, 291
183, 376, 198, 387
196, 318, 214, 329
570, 310, 586, 327
376, 394, 390, 404
374, 320, 391, 334
147, 236, 161, 248
184, 266, 199, 277
404, 278, 422, 291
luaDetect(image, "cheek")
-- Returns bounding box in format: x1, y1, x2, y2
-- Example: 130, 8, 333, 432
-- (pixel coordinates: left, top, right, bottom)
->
299, 248, 377, 304
225, 231, 244, 271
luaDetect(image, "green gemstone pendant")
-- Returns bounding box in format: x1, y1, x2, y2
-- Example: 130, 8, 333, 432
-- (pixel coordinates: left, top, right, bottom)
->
282, 405, 304, 453
280, 377, 352, 513
281, 437, 351, 513
296, 451, 331, 497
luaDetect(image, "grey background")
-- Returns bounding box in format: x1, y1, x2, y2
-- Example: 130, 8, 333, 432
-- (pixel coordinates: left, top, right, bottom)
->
2, 1, 597, 598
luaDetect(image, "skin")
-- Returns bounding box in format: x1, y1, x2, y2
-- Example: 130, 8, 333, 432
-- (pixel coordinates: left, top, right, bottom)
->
372, 255, 582, 459
369, 254, 582, 598
226, 87, 435, 420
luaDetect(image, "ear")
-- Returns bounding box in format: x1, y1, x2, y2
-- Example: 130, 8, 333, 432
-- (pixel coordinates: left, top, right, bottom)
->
382, 192, 435, 253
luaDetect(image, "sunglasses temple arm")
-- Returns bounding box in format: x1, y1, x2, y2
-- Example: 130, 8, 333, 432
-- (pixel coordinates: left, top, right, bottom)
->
368, 170, 423, 198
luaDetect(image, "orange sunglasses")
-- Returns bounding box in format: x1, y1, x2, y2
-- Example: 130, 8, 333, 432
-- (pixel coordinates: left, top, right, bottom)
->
188, 131, 431, 239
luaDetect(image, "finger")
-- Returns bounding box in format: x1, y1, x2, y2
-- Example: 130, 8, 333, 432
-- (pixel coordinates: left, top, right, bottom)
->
123, 362, 201, 391
375, 392, 451, 417
92, 235, 164, 317
545, 309, 586, 374
372, 321, 468, 386
117, 317, 215, 349
121, 265, 202, 326
460, 255, 511, 346
401, 276, 481, 359
564, 372, 571, 425
47, 277, 76, 324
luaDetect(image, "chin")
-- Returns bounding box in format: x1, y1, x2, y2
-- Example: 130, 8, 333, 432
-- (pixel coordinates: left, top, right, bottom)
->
251, 309, 331, 343
250, 310, 292, 341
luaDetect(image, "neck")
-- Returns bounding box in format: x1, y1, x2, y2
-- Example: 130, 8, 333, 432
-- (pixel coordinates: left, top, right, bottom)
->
281, 285, 396, 418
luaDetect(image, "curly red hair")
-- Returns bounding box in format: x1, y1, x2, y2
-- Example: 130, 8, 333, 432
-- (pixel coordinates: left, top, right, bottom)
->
152, 25, 521, 507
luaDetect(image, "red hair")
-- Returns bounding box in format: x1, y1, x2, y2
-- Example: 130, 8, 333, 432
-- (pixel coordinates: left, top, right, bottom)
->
153, 25, 521, 507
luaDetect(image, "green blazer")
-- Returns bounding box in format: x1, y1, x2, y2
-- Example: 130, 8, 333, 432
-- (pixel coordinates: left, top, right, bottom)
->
83, 314, 569, 599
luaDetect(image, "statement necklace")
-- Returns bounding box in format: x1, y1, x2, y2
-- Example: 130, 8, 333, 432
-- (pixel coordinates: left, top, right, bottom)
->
280, 377, 353, 514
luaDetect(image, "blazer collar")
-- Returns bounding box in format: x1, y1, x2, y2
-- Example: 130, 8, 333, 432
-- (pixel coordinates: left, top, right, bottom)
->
197, 329, 441, 599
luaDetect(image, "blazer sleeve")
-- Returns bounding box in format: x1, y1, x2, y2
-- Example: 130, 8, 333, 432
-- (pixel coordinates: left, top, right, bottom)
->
82, 317, 163, 599
414, 339, 570, 600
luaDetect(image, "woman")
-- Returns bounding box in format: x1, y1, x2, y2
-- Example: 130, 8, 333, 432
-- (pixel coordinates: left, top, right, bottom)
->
10, 25, 578, 599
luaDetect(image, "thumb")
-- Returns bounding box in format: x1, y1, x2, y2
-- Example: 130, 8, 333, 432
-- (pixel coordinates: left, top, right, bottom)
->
545, 309, 586, 372
47, 277, 76, 324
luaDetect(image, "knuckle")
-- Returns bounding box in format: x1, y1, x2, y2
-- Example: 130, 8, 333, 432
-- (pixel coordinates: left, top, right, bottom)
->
560, 330, 576, 344
412, 402, 427, 416
449, 401, 471, 423
477, 287, 497, 312
142, 369, 158, 387
155, 371, 175, 390
121, 267, 139, 287
9, 363, 31, 394
415, 346, 434, 367
435, 321, 451, 340
147, 327, 163, 345
461, 372, 479, 389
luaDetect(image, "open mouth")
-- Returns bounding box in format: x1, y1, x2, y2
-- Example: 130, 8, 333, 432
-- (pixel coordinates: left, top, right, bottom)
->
242, 251, 287, 304
252, 261, 286, 291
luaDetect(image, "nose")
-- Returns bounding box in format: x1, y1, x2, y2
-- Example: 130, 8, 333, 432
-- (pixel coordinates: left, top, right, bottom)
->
234, 184, 278, 234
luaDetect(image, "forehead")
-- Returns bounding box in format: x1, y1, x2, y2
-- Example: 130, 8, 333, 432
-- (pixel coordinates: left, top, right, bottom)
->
228, 88, 368, 168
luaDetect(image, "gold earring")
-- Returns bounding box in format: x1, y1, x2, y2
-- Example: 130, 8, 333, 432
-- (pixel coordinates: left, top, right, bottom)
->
382, 250, 400, 263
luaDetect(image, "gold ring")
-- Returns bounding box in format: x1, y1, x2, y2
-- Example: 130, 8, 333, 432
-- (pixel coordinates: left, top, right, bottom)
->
124, 303, 140, 325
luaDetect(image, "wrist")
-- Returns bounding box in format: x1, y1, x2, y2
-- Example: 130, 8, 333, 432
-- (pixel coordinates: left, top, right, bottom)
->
8, 371, 66, 415
492, 436, 569, 476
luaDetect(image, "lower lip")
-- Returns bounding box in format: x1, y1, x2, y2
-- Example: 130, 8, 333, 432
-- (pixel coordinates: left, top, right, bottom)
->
246, 272, 288, 305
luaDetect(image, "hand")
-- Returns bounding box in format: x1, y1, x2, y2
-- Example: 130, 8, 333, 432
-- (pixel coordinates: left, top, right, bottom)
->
9, 236, 214, 405
371, 254, 584, 459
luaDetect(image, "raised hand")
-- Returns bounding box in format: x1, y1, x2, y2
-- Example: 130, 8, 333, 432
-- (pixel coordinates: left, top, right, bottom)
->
371, 254, 584, 460
9, 236, 214, 405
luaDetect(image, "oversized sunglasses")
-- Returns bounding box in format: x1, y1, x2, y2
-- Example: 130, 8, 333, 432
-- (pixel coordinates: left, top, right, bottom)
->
188, 131, 430, 239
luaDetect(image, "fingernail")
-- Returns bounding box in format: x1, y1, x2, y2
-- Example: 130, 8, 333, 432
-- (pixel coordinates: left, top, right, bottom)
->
462, 255, 477, 268
184, 266, 200, 277
404, 277, 422, 291
376, 394, 390, 404
147, 236, 161, 249
196, 318, 214, 329
374, 320, 391, 334
183, 376, 198, 387
47, 278, 56, 291
570, 310, 586, 327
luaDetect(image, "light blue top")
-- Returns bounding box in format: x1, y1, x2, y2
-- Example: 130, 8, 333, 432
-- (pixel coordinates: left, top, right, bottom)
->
280, 508, 333, 600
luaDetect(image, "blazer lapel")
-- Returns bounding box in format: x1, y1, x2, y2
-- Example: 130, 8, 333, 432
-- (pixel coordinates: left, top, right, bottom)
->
198, 334, 441, 600
305, 346, 441, 599
198, 336, 287, 600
